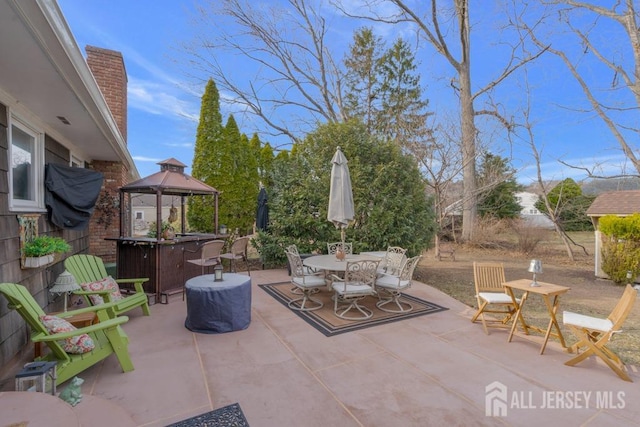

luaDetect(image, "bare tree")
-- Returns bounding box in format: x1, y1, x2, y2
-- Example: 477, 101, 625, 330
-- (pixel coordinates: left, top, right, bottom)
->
334, 0, 546, 241
184, 0, 344, 144
523, 0, 640, 177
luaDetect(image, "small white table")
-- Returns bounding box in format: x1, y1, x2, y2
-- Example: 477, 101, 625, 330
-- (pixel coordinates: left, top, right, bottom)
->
184, 273, 251, 333
303, 253, 382, 272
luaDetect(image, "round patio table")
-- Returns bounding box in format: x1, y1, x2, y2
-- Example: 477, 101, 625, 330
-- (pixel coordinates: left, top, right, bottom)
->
303, 253, 382, 272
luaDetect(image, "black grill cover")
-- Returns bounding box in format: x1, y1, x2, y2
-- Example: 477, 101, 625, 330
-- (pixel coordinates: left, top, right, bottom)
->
45, 164, 104, 230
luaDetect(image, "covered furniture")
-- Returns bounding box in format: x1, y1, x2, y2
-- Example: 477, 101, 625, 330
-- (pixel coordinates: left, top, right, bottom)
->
220, 236, 251, 275
184, 273, 251, 333
563, 284, 636, 382
330, 259, 380, 320
0, 283, 134, 386
375, 255, 421, 313
186, 239, 224, 275
471, 262, 519, 335
65, 254, 150, 321
285, 248, 325, 311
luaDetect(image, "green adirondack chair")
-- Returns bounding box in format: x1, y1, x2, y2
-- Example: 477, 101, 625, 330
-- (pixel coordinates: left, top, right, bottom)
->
0, 282, 134, 386
65, 255, 150, 321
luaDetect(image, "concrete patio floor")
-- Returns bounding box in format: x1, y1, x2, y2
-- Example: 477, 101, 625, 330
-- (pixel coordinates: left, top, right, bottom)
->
1, 268, 638, 426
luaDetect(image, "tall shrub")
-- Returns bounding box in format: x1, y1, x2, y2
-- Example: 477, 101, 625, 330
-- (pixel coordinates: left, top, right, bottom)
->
254, 120, 436, 266
599, 214, 640, 283
189, 79, 224, 232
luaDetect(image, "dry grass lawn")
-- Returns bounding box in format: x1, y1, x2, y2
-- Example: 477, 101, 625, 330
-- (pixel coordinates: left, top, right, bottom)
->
415, 231, 640, 366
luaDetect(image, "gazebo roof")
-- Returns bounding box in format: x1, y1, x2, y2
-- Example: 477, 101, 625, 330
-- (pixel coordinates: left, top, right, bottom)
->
586, 190, 640, 216
120, 158, 218, 196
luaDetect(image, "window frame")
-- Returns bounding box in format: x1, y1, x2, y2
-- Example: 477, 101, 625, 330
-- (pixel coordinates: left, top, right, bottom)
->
9, 113, 45, 212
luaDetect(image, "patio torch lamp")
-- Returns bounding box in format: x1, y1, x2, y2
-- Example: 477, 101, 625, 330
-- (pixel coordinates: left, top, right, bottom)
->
50, 270, 81, 311
528, 260, 543, 287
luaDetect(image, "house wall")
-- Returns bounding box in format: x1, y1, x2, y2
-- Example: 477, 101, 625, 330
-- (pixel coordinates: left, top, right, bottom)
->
0, 100, 91, 380
0, 46, 131, 383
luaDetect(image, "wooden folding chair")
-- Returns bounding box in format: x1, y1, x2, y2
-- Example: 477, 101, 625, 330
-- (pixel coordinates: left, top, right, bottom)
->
471, 262, 520, 335
563, 284, 637, 382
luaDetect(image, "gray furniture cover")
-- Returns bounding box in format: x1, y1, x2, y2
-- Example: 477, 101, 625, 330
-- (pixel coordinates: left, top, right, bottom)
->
184, 274, 252, 333
45, 163, 103, 230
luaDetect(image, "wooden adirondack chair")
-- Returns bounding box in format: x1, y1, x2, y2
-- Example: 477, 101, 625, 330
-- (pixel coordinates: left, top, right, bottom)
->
0, 283, 134, 386
65, 255, 150, 320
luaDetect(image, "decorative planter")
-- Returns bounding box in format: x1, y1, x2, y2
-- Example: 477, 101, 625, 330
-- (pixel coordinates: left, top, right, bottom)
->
24, 254, 55, 268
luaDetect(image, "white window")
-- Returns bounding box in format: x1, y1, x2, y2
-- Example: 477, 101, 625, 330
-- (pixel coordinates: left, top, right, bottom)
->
135, 211, 144, 220
9, 115, 44, 211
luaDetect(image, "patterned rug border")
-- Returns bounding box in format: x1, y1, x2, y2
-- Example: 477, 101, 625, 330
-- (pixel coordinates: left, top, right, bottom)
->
166, 402, 249, 427
259, 282, 448, 337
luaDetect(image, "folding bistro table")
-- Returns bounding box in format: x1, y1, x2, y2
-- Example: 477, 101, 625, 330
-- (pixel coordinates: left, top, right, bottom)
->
503, 279, 571, 355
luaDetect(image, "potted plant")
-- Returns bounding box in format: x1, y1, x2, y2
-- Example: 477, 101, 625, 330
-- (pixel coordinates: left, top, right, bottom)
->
22, 235, 71, 268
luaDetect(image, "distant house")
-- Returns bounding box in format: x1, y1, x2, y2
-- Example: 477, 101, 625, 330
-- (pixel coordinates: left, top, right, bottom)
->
442, 192, 554, 232
515, 192, 554, 228
586, 190, 640, 278
0, 1, 138, 375
130, 193, 184, 237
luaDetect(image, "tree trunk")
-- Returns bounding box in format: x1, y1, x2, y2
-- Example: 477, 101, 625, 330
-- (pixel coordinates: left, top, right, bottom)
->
457, 0, 477, 242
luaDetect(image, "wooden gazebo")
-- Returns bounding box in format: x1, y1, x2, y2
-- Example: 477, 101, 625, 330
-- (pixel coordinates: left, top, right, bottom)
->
113, 158, 222, 302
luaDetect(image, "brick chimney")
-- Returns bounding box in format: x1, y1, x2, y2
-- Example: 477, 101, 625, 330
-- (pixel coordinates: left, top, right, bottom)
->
85, 46, 130, 262
86, 46, 128, 141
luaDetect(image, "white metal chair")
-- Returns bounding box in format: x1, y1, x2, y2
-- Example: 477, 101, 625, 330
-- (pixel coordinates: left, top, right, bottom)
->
330, 259, 380, 320
375, 255, 421, 313
327, 241, 353, 256
379, 246, 407, 276
285, 249, 325, 311
220, 236, 251, 275
563, 284, 637, 382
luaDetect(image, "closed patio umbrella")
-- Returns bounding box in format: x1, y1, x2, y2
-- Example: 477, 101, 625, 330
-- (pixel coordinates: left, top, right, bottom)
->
327, 146, 354, 251
256, 186, 269, 231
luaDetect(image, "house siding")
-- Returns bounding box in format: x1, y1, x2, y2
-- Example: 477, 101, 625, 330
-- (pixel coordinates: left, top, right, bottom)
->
0, 105, 94, 380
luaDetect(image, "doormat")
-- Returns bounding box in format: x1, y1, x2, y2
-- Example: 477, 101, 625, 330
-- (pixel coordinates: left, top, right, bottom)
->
167, 403, 249, 427
259, 282, 448, 337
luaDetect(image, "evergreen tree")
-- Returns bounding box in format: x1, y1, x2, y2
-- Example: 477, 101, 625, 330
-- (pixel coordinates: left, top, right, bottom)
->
477, 153, 522, 219
343, 27, 385, 132
343, 29, 430, 149
377, 38, 430, 148
215, 116, 259, 234
189, 79, 224, 232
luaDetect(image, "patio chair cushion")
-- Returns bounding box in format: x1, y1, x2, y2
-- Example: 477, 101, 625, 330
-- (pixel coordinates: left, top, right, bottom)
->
40, 315, 95, 354
563, 311, 613, 332
478, 292, 514, 304
81, 276, 124, 305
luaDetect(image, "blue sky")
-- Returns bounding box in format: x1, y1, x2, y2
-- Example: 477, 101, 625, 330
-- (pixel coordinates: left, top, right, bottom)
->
56, 0, 636, 185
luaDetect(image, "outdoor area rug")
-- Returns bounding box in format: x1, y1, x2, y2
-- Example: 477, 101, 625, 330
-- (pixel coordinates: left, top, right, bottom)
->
166, 403, 249, 427
259, 282, 448, 337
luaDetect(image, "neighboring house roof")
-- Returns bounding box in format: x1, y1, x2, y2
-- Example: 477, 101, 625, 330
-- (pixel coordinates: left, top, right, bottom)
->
0, 0, 138, 179
586, 190, 640, 217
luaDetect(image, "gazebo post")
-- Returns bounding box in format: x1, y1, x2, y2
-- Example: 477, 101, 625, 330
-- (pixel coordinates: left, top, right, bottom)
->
181, 195, 186, 234
156, 190, 162, 240
215, 193, 219, 234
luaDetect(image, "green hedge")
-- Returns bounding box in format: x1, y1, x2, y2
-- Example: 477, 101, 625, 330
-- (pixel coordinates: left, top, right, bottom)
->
599, 214, 640, 284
